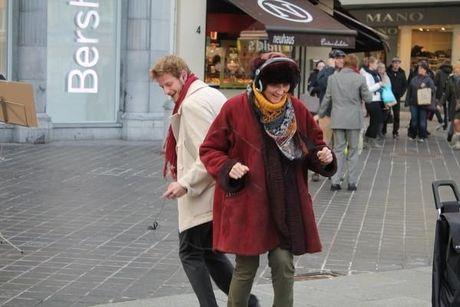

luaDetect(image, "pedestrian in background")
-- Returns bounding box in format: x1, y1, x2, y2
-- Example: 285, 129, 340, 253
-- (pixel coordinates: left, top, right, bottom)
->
307, 60, 325, 98
444, 63, 460, 150
434, 60, 453, 130
360, 57, 384, 148
151, 55, 259, 307
200, 53, 336, 307
386, 57, 407, 139
406, 61, 436, 142
318, 54, 372, 191
315, 49, 345, 104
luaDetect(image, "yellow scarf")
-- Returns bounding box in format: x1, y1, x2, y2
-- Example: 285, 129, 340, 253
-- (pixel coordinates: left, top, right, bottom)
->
252, 83, 288, 123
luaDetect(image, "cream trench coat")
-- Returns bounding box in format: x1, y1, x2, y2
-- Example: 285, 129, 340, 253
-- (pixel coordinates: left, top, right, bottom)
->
170, 79, 226, 232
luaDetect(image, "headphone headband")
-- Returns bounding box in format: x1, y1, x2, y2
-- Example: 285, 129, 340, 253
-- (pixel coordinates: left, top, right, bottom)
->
253, 57, 298, 91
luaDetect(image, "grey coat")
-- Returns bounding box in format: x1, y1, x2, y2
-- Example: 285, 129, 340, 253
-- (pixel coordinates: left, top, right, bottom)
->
318, 68, 373, 130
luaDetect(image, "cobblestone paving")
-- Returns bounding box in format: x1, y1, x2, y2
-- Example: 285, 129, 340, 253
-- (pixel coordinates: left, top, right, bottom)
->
0, 116, 459, 306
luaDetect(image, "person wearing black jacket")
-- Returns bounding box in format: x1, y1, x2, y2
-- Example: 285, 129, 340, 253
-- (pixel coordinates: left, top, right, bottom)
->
434, 60, 453, 130
314, 49, 345, 104
385, 57, 407, 138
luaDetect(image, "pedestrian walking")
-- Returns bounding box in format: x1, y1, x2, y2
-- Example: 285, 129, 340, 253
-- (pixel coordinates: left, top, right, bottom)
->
406, 61, 436, 142
386, 57, 407, 139
444, 63, 460, 150
307, 60, 325, 98
360, 57, 384, 148
200, 53, 337, 307
150, 55, 258, 307
318, 54, 372, 191
314, 49, 345, 104
434, 60, 453, 130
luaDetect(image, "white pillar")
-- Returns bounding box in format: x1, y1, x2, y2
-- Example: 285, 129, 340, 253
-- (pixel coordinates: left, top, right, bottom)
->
452, 25, 460, 65
398, 26, 413, 76
175, 0, 206, 79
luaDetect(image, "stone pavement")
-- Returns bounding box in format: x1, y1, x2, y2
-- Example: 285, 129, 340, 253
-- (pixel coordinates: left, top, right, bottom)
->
0, 112, 459, 306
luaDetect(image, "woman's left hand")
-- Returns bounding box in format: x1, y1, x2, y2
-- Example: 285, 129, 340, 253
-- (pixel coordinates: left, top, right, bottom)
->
317, 147, 333, 165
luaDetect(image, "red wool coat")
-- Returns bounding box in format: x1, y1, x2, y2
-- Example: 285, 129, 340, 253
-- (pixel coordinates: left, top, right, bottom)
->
199, 93, 337, 256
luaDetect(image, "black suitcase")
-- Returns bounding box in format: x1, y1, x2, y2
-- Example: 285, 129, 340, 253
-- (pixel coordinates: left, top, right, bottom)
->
432, 180, 460, 306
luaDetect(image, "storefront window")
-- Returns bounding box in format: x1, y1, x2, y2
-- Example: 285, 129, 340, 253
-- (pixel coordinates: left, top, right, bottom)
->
205, 34, 292, 89
46, 0, 120, 123
0, 0, 7, 77
411, 28, 452, 71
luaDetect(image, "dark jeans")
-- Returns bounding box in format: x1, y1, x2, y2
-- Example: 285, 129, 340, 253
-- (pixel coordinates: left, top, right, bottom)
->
365, 101, 384, 139
382, 101, 401, 136
408, 105, 428, 139
179, 222, 258, 307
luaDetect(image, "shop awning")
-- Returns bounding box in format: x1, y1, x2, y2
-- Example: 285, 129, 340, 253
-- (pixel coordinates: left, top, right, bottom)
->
227, 0, 357, 49
332, 7, 389, 52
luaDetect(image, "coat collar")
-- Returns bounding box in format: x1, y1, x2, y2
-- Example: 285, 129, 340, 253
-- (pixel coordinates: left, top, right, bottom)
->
176, 79, 208, 115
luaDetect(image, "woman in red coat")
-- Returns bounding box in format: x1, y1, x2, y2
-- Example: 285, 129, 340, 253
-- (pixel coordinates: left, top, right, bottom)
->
200, 54, 337, 307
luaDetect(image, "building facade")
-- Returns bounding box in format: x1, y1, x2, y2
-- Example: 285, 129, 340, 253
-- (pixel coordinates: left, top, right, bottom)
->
341, 0, 460, 74
0, 0, 178, 143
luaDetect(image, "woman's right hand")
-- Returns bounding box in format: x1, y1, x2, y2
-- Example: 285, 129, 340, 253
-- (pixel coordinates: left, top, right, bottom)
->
229, 162, 249, 179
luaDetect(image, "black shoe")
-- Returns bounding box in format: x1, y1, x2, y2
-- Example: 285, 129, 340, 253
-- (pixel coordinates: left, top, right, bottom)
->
330, 184, 341, 191
312, 173, 320, 182
347, 183, 357, 191
249, 295, 260, 307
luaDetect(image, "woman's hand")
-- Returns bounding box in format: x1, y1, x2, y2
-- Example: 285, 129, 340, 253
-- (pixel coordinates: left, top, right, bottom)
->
317, 147, 333, 165
229, 162, 249, 179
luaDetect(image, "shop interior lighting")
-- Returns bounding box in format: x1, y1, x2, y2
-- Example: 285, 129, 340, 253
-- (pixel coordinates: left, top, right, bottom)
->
441, 27, 446, 31
419, 28, 424, 31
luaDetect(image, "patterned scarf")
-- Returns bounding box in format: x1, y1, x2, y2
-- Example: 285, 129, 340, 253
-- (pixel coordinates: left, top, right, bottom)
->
163, 73, 199, 179
251, 83, 303, 160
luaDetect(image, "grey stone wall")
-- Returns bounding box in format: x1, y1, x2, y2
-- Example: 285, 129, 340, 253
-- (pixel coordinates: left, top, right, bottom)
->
121, 0, 172, 141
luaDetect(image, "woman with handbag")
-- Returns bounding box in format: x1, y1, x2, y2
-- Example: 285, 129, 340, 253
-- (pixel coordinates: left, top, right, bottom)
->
360, 57, 384, 148
406, 61, 436, 142
377, 63, 397, 137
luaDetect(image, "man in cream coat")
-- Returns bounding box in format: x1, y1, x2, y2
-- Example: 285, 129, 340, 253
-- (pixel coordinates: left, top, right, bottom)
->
150, 55, 258, 307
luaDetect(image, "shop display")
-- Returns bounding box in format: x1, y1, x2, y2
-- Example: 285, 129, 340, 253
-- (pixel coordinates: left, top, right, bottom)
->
205, 38, 292, 89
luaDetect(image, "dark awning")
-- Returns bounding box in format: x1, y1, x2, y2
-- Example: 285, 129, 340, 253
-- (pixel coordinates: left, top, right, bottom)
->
332, 7, 389, 52
227, 0, 357, 49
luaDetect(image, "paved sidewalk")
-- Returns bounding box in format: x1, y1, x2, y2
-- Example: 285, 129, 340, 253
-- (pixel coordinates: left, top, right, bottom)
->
0, 111, 459, 306
94, 266, 431, 307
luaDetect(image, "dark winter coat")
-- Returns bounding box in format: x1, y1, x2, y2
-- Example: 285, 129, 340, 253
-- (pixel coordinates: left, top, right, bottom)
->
386, 66, 407, 101
199, 94, 337, 256
307, 69, 320, 97
435, 64, 453, 99
315, 66, 335, 103
444, 74, 460, 120
406, 74, 436, 107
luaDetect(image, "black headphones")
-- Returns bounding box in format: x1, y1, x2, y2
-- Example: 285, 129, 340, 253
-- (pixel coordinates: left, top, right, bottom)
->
253, 57, 298, 91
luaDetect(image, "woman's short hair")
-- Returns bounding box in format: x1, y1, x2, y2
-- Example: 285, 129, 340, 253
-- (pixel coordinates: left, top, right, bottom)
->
343, 54, 359, 69
150, 55, 191, 79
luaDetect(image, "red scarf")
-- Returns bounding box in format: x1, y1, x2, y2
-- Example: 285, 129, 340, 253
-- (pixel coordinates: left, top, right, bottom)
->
163, 73, 198, 179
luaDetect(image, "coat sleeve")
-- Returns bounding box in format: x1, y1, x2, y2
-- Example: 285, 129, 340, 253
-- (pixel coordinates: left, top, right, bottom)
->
360, 77, 373, 103
300, 104, 337, 177
318, 78, 332, 118
176, 98, 220, 197
200, 104, 245, 193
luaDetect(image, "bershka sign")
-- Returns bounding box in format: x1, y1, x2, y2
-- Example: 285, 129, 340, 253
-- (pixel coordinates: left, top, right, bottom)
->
67, 0, 100, 94
257, 0, 313, 23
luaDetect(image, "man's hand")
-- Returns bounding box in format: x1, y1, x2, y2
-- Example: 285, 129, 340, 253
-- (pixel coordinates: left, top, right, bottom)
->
229, 162, 249, 179
162, 182, 187, 199
317, 147, 333, 165
313, 114, 319, 122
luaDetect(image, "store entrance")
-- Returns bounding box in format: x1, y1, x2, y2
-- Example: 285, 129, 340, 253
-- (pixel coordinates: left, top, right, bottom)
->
411, 27, 453, 72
